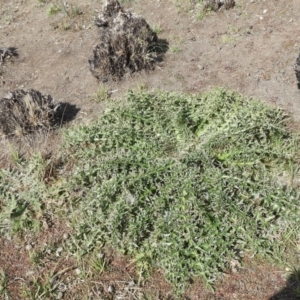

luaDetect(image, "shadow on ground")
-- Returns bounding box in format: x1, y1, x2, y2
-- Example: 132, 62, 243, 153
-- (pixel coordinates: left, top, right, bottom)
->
269, 271, 300, 300
56, 102, 81, 125
154, 38, 169, 60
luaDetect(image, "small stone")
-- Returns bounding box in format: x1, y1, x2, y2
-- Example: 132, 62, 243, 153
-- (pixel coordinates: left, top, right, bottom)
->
97, 252, 105, 259
25, 244, 32, 251
75, 268, 81, 275
108, 285, 115, 294
26, 270, 35, 277
128, 281, 135, 287
56, 247, 63, 256
63, 233, 69, 240
58, 283, 67, 292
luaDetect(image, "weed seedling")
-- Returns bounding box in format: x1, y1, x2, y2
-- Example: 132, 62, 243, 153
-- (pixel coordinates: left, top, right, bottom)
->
91, 84, 110, 102
48, 5, 62, 16
152, 24, 163, 35
0, 268, 7, 297
170, 45, 182, 53
90, 252, 107, 275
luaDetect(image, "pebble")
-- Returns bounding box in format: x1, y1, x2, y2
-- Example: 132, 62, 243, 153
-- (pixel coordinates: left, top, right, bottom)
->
56, 247, 63, 257
75, 268, 81, 275
25, 244, 32, 251
63, 233, 69, 240
97, 252, 105, 259
58, 283, 67, 292
26, 270, 35, 277
108, 285, 115, 293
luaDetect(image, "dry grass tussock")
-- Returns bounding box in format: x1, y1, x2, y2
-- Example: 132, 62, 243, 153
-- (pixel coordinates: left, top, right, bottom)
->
294, 52, 300, 89
203, 0, 235, 11
0, 46, 18, 63
0, 46, 18, 76
0, 89, 61, 138
89, 0, 158, 81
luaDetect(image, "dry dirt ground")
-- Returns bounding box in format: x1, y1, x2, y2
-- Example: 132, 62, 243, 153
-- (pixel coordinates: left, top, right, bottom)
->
1, 0, 300, 299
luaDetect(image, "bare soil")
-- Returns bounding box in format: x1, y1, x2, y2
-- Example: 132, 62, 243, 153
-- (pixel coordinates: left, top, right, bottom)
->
1, 0, 300, 299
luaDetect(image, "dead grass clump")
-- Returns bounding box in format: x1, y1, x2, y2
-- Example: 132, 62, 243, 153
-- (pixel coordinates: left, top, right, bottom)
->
0, 47, 18, 63
0, 47, 18, 76
89, 0, 158, 82
0, 89, 61, 138
203, 0, 235, 11
295, 53, 300, 89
